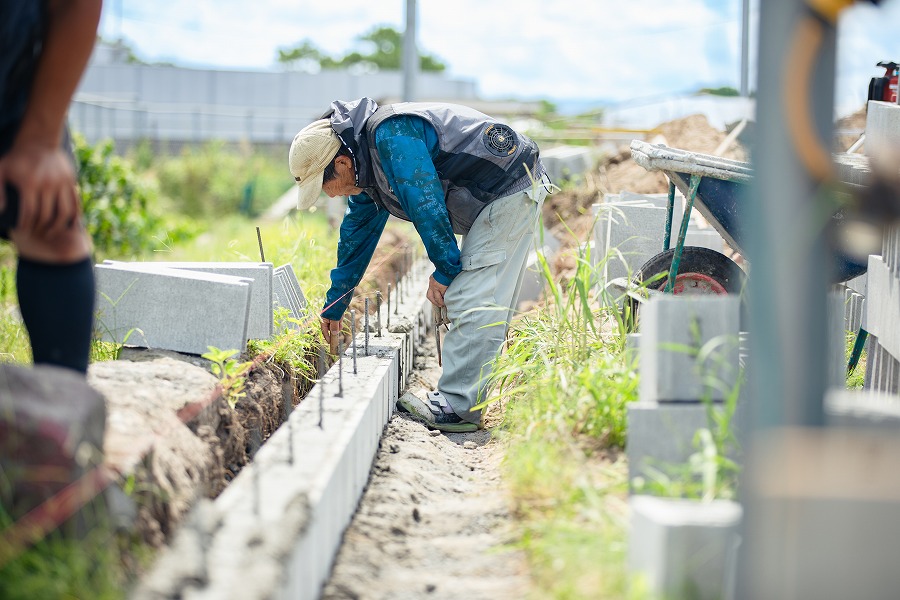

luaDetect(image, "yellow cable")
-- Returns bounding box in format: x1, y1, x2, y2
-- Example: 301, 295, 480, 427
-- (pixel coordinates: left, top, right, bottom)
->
806, 0, 856, 24
783, 14, 835, 183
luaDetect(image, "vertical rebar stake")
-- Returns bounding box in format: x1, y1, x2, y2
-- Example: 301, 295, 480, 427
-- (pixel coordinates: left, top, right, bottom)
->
351, 309, 358, 374
363, 298, 369, 356
338, 338, 344, 397
253, 462, 260, 516
256, 226, 265, 263
395, 275, 400, 315
318, 346, 324, 429
387, 284, 392, 329
375, 291, 383, 337
288, 406, 294, 465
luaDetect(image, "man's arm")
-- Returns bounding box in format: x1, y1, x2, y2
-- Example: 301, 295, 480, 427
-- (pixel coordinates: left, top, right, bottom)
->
0, 0, 103, 235
373, 116, 461, 295
321, 192, 390, 322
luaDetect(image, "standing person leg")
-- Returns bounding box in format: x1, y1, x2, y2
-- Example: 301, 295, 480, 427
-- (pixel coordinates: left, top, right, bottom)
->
9, 133, 95, 374
437, 182, 548, 426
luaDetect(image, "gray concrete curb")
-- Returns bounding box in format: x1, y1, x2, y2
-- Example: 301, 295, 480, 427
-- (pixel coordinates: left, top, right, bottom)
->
132, 261, 433, 600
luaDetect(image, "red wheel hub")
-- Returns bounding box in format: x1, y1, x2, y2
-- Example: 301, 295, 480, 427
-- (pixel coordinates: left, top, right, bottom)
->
659, 272, 728, 295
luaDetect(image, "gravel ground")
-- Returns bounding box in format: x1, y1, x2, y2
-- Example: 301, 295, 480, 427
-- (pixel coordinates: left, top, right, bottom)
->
322, 334, 530, 600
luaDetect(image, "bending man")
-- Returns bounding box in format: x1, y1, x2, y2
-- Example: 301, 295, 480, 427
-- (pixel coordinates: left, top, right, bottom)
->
289, 97, 550, 432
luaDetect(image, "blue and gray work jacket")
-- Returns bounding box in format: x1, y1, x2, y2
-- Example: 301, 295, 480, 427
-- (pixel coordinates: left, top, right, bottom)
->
321, 97, 546, 320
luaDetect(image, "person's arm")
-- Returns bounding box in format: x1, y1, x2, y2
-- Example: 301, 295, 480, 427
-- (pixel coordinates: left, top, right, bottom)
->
321, 191, 390, 322
373, 116, 461, 302
0, 0, 103, 235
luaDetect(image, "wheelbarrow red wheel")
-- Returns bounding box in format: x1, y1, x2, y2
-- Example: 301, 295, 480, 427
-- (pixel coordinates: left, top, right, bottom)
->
624, 247, 747, 330
635, 247, 746, 295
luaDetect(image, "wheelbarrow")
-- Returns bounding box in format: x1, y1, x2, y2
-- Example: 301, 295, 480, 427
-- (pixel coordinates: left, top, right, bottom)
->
626, 140, 870, 369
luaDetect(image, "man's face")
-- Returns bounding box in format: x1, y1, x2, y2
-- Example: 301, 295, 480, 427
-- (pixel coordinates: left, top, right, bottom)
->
322, 155, 362, 197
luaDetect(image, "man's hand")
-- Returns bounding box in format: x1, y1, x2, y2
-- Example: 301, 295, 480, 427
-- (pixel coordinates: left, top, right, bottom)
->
320, 316, 342, 354
427, 275, 449, 308
0, 142, 80, 236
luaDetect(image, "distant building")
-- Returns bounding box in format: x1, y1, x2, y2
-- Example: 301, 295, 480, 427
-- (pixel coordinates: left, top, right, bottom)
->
71, 41, 480, 149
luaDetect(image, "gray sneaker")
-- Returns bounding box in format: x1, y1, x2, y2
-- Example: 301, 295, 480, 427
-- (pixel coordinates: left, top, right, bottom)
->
396, 390, 479, 433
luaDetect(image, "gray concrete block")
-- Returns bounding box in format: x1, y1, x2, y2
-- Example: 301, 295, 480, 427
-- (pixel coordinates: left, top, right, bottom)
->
593, 203, 668, 284
627, 402, 715, 486
827, 291, 846, 390
629, 495, 741, 600
826, 389, 900, 429
541, 145, 594, 184
865, 101, 900, 160
864, 254, 900, 360
739, 427, 900, 599
105, 261, 274, 340
273, 264, 308, 330
95, 263, 251, 355
864, 335, 900, 395
639, 296, 741, 403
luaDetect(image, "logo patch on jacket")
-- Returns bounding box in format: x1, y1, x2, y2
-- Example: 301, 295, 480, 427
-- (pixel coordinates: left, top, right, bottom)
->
482, 123, 517, 157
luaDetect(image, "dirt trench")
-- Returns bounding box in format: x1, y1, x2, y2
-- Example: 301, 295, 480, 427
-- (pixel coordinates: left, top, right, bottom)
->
322, 332, 530, 600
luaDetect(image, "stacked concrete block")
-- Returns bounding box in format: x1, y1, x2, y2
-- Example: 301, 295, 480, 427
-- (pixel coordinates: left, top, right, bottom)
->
105, 261, 274, 340
627, 296, 741, 485
865, 101, 900, 158
593, 201, 667, 284
95, 263, 252, 355
825, 389, 900, 429
273, 264, 308, 331
540, 145, 594, 184
592, 192, 726, 286
864, 238, 900, 394
639, 296, 741, 403
629, 495, 742, 600
739, 427, 900, 598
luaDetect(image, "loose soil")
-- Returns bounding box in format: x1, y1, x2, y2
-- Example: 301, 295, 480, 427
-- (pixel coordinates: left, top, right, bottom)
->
322, 332, 530, 600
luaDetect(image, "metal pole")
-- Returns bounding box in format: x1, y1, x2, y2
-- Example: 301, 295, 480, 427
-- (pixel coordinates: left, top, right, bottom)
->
738, 0, 837, 595
364, 298, 370, 356
351, 309, 358, 374
402, 0, 418, 102
748, 0, 833, 431
741, 0, 751, 97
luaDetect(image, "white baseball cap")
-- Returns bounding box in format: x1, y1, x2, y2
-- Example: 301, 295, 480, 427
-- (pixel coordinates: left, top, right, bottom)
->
288, 119, 342, 210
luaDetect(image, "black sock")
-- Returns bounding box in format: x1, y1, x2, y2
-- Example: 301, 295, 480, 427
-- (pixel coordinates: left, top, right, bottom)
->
17, 256, 95, 374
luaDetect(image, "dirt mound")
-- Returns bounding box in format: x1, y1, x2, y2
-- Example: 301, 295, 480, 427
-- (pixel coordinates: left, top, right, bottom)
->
543, 113, 747, 264
835, 106, 867, 152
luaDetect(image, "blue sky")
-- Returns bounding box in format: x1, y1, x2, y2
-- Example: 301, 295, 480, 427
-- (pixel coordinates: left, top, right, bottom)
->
98, 0, 899, 117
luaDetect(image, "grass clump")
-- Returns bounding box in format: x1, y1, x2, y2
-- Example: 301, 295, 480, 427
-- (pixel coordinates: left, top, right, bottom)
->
484, 246, 640, 599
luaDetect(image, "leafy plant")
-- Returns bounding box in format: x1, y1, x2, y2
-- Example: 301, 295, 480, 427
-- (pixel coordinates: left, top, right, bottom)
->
74, 133, 199, 259
202, 346, 253, 409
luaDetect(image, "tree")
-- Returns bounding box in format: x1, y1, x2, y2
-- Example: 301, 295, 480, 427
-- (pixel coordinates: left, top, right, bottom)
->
277, 26, 446, 73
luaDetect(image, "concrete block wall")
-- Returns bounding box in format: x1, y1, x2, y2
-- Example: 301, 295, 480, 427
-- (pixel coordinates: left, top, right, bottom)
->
865, 233, 900, 394
133, 260, 433, 600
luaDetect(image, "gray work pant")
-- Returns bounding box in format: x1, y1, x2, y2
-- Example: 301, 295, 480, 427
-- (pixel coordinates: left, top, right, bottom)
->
438, 181, 548, 425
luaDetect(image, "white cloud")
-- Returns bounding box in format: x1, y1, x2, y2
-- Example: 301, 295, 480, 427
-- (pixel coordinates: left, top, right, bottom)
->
101, 0, 900, 112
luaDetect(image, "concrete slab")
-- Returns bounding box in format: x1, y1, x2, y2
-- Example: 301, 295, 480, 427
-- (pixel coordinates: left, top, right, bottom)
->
94, 263, 251, 355
105, 261, 274, 340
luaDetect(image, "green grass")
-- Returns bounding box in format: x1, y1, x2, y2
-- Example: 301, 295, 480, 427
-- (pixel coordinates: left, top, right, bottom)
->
484, 243, 642, 599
